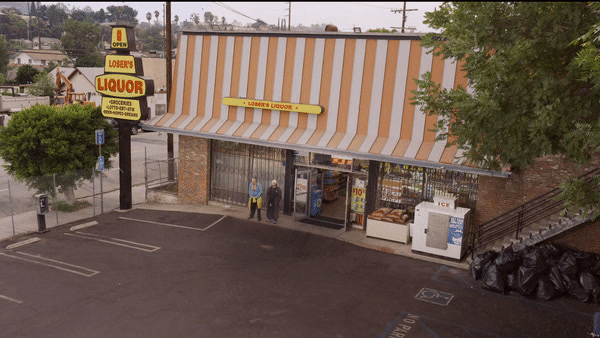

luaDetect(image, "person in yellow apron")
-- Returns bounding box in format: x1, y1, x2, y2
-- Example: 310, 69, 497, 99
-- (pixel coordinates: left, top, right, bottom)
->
248, 176, 262, 221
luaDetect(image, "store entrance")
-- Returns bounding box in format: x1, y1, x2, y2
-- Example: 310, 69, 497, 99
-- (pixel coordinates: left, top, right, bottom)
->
293, 167, 349, 230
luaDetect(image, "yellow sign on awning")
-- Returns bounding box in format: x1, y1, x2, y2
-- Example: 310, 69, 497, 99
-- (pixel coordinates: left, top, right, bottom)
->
222, 97, 323, 115
101, 97, 142, 120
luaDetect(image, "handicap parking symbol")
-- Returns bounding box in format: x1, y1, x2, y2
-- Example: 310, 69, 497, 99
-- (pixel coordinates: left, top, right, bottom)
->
415, 288, 454, 306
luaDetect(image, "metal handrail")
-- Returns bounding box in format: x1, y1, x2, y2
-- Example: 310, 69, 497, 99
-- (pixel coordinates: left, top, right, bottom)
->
470, 167, 600, 257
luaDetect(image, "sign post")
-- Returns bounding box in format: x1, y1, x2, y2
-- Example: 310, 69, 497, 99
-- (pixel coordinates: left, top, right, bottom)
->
95, 129, 105, 213
95, 25, 153, 210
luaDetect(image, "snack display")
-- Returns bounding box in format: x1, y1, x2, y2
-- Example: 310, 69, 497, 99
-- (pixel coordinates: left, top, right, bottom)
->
369, 208, 412, 224
368, 207, 392, 220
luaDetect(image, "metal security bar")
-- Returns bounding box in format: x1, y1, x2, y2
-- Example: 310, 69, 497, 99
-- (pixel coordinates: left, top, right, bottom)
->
376, 163, 479, 211
211, 140, 285, 206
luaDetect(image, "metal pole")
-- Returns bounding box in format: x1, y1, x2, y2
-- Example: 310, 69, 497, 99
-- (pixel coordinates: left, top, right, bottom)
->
144, 147, 148, 201
100, 166, 104, 214
92, 167, 96, 217
99, 142, 104, 214
53, 174, 58, 226
8, 180, 15, 237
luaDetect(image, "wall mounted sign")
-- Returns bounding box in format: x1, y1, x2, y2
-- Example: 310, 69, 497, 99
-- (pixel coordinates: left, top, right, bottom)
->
222, 97, 324, 115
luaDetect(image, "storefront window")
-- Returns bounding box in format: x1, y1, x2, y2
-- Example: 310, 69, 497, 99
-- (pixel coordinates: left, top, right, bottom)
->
376, 163, 478, 212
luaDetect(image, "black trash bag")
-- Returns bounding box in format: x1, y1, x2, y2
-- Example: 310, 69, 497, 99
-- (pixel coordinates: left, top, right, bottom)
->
536, 275, 557, 301
517, 265, 539, 296
471, 250, 498, 280
494, 249, 522, 274
548, 266, 566, 295
482, 263, 506, 293
538, 243, 562, 259
573, 251, 596, 271
566, 280, 590, 303
558, 251, 578, 281
593, 258, 600, 277
579, 271, 600, 303
506, 273, 519, 291
522, 247, 547, 274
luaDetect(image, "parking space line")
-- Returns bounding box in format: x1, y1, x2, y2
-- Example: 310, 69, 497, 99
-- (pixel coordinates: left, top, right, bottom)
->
0, 294, 22, 304
0, 252, 100, 277
119, 215, 226, 231
64, 232, 161, 252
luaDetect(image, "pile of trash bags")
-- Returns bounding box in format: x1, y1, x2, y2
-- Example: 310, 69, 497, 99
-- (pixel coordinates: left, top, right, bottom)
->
471, 243, 600, 303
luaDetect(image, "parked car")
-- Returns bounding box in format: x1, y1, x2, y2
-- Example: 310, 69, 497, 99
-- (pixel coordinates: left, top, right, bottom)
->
106, 118, 142, 135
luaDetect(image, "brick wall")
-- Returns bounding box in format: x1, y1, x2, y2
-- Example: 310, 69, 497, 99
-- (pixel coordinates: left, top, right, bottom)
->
476, 154, 600, 253
178, 135, 210, 205
549, 221, 600, 255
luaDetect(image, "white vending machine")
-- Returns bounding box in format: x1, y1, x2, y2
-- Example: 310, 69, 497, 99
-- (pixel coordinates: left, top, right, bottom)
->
412, 194, 471, 260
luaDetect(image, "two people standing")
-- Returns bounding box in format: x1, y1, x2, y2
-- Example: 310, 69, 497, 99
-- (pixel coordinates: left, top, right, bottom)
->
248, 177, 281, 224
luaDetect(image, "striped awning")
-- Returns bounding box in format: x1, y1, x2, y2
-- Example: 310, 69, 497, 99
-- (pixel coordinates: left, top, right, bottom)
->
145, 31, 507, 177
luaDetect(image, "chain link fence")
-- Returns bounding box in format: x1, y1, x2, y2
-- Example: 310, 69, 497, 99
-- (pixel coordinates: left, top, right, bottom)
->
0, 155, 178, 241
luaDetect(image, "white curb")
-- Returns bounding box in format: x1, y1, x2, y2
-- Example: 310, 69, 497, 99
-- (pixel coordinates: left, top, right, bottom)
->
70, 221, 98, 232
6, 237, 40, 250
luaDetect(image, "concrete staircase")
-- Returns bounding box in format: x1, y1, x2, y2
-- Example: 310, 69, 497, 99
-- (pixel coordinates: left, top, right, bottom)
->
467, 210, 593, 264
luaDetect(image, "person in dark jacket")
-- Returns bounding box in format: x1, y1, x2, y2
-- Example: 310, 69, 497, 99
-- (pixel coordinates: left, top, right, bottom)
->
266, 179, 282, 224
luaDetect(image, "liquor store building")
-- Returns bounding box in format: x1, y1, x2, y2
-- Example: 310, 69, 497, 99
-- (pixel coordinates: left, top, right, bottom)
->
145, 30, 507, 238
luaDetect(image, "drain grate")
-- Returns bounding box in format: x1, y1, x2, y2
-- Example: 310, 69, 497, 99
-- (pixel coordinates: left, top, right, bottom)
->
415, 288, 454, 306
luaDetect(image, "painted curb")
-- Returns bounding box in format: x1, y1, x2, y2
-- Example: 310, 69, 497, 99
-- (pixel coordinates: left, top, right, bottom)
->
6, 237, 40, 250
70, 221, 98, 232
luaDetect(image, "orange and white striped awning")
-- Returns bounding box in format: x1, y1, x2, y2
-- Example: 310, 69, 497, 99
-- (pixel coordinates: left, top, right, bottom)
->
146, 31, 505, 176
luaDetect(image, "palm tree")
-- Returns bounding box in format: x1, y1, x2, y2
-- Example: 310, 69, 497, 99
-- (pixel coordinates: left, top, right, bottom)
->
154, 10, 159, 24
146, 12, 152, 24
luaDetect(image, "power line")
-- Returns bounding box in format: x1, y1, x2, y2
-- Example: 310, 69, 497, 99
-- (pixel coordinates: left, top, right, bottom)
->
212, 2, 268, 25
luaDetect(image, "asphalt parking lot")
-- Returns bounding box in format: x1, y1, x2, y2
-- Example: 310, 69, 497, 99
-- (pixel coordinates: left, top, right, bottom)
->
0, 208, 597, 337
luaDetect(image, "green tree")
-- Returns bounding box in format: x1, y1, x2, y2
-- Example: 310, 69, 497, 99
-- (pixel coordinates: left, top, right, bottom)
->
0, 8, 28, 39
61, 20, 103, 67
367, 28, 398, 33
28, 72, 55, 101
106, 5, 138, 26
411, 2, 600, 212
16, 65, 39, 84
137, 25, 164, 51
0, 104, 118, 204
0, 35, 11, 75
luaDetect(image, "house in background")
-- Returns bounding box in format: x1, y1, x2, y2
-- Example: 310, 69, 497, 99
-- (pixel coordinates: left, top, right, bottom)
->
8, 49, 73, 81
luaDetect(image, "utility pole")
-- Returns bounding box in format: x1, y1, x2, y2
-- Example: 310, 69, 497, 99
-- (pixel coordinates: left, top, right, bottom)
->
391, 1, 417, 33
165, 1, 175, 181
286, 2, 291, 31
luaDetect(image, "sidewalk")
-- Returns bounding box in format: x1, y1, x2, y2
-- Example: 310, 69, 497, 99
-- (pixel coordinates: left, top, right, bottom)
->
0, 185, 470, 270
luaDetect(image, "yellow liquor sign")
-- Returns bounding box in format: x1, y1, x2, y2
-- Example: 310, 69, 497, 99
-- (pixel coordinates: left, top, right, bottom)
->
104, 55, 142, 74
95, 74, 153, 99
110, 26, 136, 51
222, 97, 323, 115
101, 97, 143, 120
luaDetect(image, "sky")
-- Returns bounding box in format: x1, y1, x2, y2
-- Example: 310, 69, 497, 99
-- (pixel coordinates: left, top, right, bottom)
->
58, 2, 443, 33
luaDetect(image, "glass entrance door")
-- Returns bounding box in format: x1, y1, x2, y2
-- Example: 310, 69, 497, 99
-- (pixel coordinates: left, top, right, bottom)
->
294, 168, 311, 222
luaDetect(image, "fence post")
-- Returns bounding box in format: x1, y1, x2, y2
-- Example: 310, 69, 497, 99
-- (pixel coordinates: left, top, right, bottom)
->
8, 180, 15, 237
516, 207, 523, 239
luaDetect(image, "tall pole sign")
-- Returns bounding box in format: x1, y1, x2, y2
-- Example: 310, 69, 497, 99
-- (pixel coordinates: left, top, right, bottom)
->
95, 25, 154, 210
